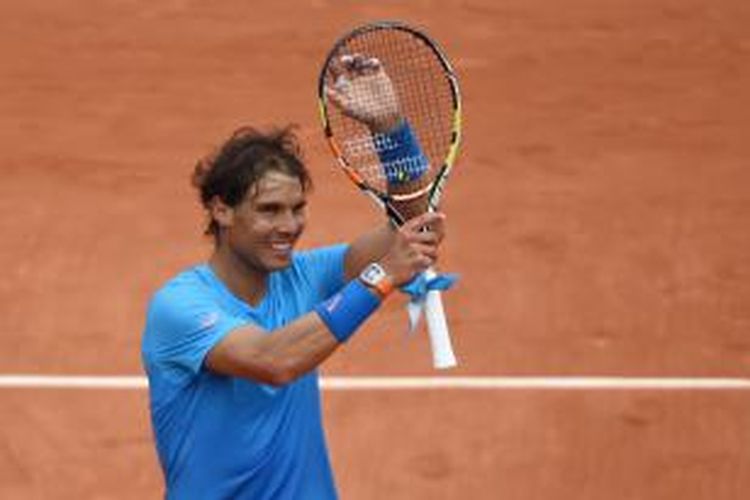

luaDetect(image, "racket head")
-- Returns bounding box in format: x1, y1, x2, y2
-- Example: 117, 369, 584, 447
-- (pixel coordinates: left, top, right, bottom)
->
318, 21, 462, 220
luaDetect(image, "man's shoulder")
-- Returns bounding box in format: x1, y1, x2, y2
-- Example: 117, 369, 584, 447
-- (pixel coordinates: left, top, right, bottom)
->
142, 264, 233, 351
148, 264, 212, 308
290, 244, 349, 271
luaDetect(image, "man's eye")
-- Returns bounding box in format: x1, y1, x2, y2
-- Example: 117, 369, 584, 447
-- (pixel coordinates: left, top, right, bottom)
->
259, 205, 280, 214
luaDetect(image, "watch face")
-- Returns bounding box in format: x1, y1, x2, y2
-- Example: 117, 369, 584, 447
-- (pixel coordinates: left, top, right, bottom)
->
361, 263, 386, 285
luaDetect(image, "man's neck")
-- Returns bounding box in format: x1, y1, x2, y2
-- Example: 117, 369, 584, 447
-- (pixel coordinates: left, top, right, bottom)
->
208, 247, 268, 307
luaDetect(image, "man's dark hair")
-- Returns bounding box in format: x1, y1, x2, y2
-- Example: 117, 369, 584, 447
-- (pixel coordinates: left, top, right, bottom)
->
191, 125, 312, 239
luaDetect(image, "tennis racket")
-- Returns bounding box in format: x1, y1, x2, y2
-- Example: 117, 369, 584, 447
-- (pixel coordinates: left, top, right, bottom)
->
318, 21, 461, 369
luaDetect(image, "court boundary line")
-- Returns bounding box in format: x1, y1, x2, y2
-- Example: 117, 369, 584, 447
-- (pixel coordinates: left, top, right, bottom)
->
1, 375, 749, 390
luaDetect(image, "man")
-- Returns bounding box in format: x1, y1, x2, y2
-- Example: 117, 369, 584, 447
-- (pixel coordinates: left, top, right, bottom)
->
141, 55, 446, 499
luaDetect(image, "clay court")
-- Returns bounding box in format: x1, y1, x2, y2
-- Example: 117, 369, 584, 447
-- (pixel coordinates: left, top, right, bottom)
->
1, 0, 749, 498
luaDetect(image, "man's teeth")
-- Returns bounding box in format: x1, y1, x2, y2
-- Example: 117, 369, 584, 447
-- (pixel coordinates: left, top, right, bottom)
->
271, 243, 292, 251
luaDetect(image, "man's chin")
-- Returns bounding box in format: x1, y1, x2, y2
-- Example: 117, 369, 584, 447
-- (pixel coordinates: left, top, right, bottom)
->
265, 254, 293, 271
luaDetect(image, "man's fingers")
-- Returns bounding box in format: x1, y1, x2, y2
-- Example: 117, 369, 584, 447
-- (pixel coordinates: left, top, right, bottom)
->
402, 211, 446, 233
404, 229, 440, 245
325, 86, 349, 111
340, 54, 355, 66
361, 57, 381, 74
346, 54, 367, 72
341, 53, 381, 75
411, 243, 438, 261
427, 213, 446, 242
333, 74, 351, 92
329, 55, 347, 80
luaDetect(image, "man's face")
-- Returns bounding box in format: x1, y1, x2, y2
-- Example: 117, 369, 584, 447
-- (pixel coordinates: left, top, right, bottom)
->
219, 170, 307, 273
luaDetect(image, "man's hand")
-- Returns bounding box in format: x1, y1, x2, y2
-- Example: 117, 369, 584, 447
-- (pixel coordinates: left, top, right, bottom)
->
325, 53, 403, 133
378, 212, 446, 286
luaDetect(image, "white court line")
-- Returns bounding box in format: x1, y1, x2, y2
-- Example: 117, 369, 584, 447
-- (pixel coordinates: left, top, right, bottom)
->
0, 375, 749, 390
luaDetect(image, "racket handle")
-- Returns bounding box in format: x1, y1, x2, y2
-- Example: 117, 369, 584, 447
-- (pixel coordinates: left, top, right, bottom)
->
423, 268, 458, 369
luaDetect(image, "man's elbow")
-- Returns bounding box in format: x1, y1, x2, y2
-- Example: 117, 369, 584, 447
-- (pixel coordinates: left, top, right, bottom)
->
261, 360, 302, 387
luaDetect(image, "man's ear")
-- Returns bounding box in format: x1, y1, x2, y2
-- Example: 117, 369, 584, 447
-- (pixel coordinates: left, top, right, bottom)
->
209, 196, 234, 229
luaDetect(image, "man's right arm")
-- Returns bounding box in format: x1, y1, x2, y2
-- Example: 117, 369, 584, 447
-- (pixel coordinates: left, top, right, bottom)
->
205, 314, 340, 386
206, 212, 444, 386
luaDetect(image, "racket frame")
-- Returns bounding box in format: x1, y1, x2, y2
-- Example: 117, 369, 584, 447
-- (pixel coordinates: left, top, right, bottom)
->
318, 21, 462, 369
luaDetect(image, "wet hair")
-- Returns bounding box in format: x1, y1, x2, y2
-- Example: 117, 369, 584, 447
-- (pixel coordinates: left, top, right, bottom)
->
191, 125, 312, 240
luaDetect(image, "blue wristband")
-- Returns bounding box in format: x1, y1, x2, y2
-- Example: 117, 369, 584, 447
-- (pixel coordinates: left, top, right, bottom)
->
374, 122, 429, 185
314, 280, 382, 343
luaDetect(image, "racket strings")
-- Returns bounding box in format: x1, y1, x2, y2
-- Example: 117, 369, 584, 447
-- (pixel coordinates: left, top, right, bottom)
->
341, 136, 431, 182
325, 29, 455, 195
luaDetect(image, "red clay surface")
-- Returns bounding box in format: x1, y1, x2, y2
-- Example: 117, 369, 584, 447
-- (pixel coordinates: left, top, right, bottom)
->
1, 0, 749, 498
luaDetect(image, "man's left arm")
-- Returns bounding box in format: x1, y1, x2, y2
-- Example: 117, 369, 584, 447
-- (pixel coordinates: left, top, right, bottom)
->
344, 223, 396, 282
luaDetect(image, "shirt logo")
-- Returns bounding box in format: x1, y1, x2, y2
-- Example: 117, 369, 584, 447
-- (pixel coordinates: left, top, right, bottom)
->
200, 311, 219, 329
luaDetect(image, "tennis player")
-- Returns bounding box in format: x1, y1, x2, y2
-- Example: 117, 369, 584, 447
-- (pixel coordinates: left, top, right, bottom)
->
141, 56, 444, 499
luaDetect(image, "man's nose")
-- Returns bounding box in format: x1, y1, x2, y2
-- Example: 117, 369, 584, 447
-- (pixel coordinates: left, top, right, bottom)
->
277, 210, 302, 233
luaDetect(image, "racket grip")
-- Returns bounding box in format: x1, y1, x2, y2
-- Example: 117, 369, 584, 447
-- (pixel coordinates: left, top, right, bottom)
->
423, 268, 458, 369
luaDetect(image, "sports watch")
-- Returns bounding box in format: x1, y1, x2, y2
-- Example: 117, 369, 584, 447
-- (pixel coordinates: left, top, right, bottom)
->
358, 263, 394, 298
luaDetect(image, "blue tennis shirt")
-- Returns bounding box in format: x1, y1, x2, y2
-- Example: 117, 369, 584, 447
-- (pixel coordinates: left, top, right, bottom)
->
141, 245, 348, 500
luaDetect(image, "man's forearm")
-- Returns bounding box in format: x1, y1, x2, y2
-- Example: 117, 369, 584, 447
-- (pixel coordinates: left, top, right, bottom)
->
207, 278, 386, 386
344, 222, 396, 281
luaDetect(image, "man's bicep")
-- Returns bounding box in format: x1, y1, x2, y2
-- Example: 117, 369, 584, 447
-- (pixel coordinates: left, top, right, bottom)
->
204, 324, 276, 381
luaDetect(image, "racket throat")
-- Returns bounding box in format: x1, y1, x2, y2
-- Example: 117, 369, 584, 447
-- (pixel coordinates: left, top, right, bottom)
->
384, 172, 430, 222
